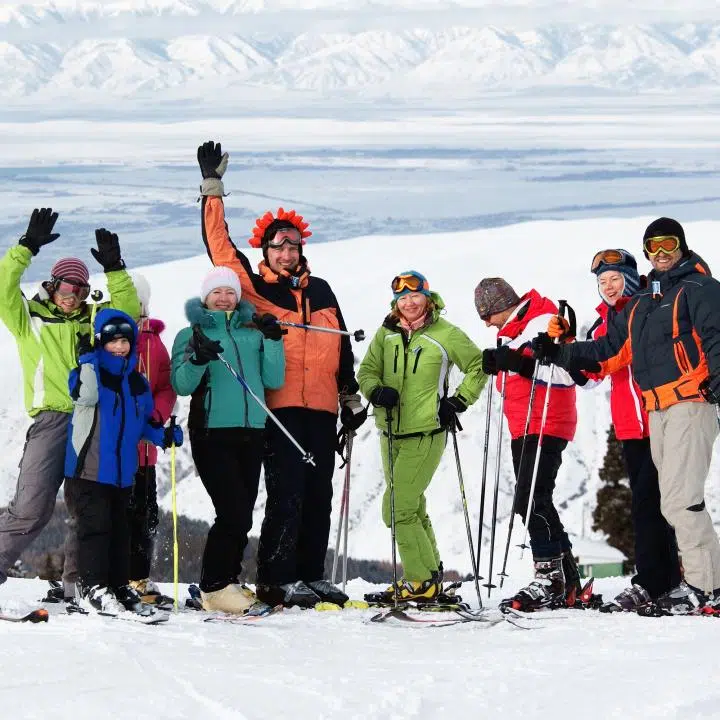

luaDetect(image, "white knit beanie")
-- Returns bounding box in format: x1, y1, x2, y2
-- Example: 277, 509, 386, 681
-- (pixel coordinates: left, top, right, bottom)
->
200, 266, 242, 304
131, 272, 151, 317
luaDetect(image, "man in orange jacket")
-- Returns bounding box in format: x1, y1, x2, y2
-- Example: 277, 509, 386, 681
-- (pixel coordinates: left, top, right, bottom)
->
195, 141, 367, 608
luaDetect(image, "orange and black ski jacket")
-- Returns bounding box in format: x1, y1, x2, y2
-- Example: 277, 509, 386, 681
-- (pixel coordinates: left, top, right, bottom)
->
558, 252, 720, 412
201, 195, 358, 414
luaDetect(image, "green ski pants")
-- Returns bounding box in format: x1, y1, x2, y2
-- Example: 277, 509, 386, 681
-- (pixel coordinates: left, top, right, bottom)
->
380, 431, 446, 582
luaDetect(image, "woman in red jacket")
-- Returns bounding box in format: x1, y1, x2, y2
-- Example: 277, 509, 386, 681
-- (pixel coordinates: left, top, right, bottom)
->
128, 273, 177, 604
553, 250, 681, 611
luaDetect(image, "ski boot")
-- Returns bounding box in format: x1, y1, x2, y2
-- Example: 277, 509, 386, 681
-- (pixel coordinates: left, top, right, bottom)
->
129, 578, 173, 608
79, 584, 125, 615
42, 580, 67, 604
256, 581, 321, 609
113, 584, 147, 612
201, 584, 256, 614
599, 584, 651, 613
499, 556, 565, 613
637, 581, 713, 617
364, 578, 440, 606
305, 580, 349, 606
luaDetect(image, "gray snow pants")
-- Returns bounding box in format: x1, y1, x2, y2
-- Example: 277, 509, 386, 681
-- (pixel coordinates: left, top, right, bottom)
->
649, 401, 720, 593
0, 411, 77, 593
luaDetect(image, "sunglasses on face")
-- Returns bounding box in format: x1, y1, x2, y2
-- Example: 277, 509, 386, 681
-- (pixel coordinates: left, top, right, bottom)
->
644, 235, 680, 257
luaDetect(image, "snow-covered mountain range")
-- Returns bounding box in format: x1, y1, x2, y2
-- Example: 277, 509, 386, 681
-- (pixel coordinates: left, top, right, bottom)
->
4, 1, 720, 107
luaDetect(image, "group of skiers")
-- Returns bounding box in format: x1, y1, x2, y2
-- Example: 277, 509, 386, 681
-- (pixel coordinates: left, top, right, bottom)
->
0, 138, 718, 618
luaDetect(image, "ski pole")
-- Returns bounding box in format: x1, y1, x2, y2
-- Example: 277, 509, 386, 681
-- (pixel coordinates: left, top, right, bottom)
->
450, 422, 483, 610
271, 317, 365, 342
216, 353, 316, 466
386, 410, 400, 608
498, 362, 540, 588
484, 371, 506, 597
169, 414, 179, 613
331, 432, 353, 587
473, 375, 494, 582
342, 433, 353, 591
518, 300, 570, 559
89, 289, 103, 347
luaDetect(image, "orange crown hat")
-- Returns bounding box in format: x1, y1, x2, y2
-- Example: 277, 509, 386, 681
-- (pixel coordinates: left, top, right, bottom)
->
248, 207, 313, 248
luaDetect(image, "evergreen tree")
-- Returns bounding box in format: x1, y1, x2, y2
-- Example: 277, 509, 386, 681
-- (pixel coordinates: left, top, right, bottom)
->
592, 426, 634, 570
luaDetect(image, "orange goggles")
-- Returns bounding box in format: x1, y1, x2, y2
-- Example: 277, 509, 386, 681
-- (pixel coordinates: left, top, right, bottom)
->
644, 235, 680, 257
391, 274, 428, 294
590, 249, 634, 273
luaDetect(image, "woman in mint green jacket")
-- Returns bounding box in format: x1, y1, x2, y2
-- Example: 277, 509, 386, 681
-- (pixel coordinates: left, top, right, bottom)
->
171, 267, 285, 615
357, 270, 486, 603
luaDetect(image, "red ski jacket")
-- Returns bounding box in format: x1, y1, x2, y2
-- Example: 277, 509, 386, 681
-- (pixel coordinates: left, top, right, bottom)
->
136, 318, 176, 467
496, 290, 577, 441
584, 298, 649, 440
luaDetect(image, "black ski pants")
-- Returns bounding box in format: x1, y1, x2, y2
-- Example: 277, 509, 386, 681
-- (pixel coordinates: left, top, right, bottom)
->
511, 434, 570, 559
128, 465, 158, 582
191, 427, 264, 593
64, 477, 132, 590
257, 408, 337, 586
623, 437, 681, 598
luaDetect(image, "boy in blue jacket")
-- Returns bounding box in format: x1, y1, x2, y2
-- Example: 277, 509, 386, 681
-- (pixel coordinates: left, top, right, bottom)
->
64, 308, 183, 615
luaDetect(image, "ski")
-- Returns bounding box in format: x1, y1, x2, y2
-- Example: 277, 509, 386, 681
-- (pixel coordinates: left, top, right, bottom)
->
0, 608, 49, 624
97, 609, 169, 625
202, 606, 284, 624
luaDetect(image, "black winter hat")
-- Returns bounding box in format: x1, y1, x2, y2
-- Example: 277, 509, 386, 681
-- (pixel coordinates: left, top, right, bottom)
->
643, 217, 688, 258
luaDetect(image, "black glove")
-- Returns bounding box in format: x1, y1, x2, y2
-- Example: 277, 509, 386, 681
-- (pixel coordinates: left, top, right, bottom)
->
531, 332, 561, 366
162, 424, 184, 448
76, 331, 94, 357
439, 396, 467, 429
340, 394, 368, 432
495, 346, 536, 379
197, 141, 229, 197
370, 386, 399, 409
253, 313, 284, 341
91, 229, 124, 272
699, 377, 720, 404
18, 208, 60, 256
190, 327, 223, 365
482, 349, 498, 376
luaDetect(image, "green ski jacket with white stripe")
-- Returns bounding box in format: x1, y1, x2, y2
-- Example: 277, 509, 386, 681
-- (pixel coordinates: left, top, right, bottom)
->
357, 292, 486, 436
0, 244, 141, 417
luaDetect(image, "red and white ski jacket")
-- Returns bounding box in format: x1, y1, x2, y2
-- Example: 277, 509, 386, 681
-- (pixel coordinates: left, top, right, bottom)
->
584, 298, 649, 441
496, 290, 577, 441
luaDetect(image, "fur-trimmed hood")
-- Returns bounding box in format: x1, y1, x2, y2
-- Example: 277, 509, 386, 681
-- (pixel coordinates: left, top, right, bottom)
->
184, 297, 256, 329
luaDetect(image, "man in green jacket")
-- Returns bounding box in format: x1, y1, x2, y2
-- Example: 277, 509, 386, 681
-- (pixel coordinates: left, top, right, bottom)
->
0, 208, 140, 600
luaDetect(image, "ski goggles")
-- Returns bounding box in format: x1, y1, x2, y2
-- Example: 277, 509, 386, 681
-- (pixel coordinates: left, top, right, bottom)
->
266, 229, 303, 249
644, 235, 680, 257
97, 321, 134, 344
391, 273, 429, 294
590, 249, 636, 273
52, 277, 90, 301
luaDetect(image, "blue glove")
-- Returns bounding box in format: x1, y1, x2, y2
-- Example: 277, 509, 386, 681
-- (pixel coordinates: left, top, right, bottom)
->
163, 424, 183, 448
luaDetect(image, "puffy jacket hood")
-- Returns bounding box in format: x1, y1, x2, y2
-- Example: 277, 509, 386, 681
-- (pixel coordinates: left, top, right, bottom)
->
93, 307, 138, 374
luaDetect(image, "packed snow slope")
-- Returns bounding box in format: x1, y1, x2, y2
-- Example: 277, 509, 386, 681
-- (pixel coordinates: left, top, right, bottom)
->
2, 575, 720, 720
3, 215, 720, 583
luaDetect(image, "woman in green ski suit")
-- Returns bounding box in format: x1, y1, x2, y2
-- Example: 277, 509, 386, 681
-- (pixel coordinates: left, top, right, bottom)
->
357, 271, 486, 602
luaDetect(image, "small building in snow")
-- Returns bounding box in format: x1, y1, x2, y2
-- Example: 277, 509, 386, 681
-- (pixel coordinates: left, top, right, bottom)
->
567, 536, 627, 579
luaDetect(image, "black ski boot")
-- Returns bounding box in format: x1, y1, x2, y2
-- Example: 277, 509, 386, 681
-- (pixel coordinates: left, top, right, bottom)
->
562, 551, 583, 604
256, 581, 321, 609
637, 581, 712, 616
113, 585, 145, 612
500, 556, 566, 613
42, 580, 66, 604
305, 580, 349, 606
599, 584, 651, 613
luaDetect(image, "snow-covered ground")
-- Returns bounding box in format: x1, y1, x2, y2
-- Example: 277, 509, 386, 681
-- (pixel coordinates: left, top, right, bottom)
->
2, 575, 719, 720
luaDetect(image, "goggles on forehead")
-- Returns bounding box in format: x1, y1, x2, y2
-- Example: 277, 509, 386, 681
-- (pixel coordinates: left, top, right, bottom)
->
590, 249, 633, 273
97, 321, 134, 344
266, 229, 303, 249
644, 235, 680, 257
52, 277, 90, 301
391, 274, 428, 294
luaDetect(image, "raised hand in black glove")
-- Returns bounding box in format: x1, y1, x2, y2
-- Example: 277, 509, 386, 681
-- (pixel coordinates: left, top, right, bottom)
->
91, 229, 125, 272
482, 348, 498, 376
531, 332, 561, 366
197, 141, 229, 197
190, 326, 224, 365
253, 313, 284, 341
19, 208, 60, 256
340, 393, 368, 432
370, 386, 399, 409
439, 396, 467, 429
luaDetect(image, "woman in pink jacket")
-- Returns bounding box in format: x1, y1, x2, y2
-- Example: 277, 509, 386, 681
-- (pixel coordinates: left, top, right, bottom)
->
128, 274, 177, 604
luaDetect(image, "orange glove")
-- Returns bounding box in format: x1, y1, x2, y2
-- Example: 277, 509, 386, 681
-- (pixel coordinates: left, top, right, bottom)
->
547, 316, 573, 342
